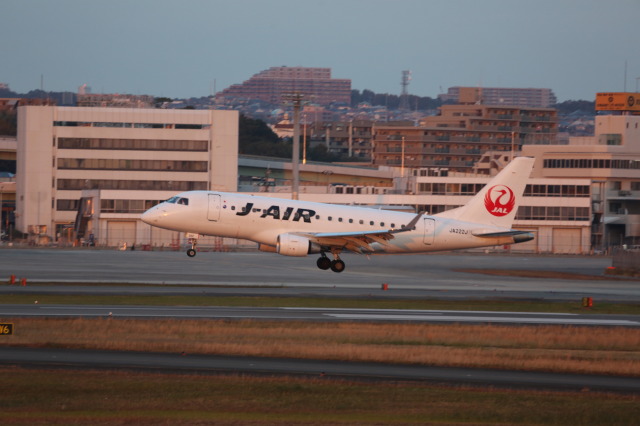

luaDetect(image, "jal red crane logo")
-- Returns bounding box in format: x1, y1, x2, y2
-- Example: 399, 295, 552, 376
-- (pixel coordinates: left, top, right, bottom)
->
484, 185, 515, 217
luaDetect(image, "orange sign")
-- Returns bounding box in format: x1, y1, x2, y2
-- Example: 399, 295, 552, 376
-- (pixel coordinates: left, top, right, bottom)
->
596, 92, 640, 112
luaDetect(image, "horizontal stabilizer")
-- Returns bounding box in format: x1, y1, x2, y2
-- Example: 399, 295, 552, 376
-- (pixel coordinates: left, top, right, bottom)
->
473, 230, 534, 243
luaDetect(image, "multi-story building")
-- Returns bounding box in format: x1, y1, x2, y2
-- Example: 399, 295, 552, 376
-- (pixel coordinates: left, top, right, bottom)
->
523, 113, 640, 249
439, 86, 557, 108
307, 120, 376, 159
217, 66, 351, 107
373, 104, 557, 172
76, 93, 155, 108
17, 106, 238, 247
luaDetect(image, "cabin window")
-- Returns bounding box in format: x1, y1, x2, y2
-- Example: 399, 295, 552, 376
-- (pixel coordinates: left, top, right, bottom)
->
380, 222, 385, 227
348, 219, 353, 223
390, 223, 395, 228
338, 217, 343, 222
328, 216, 332, 221
359, 219, 364, 224
370, 221, 374, 226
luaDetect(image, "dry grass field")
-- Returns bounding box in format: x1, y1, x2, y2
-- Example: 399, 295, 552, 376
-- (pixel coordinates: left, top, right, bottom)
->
1, 368, 639, 425
2, 276, 640, 424
5, 318, 640, 376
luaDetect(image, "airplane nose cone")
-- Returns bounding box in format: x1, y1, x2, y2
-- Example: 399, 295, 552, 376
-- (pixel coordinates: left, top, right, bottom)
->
141, 207, 161, 225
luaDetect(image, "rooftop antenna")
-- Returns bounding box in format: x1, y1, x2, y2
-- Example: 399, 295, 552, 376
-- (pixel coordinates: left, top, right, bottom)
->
399, 70, 411, 110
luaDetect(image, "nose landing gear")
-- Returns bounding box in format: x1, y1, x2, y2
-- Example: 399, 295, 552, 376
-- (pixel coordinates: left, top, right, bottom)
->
186, 237, 198, 257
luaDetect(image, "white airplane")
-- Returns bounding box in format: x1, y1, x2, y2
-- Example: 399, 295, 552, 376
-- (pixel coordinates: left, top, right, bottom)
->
141, 156, 535, 273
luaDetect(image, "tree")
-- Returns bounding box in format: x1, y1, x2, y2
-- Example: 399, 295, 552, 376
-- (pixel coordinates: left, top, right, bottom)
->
0, 111, 17, 136
351, 89, 441, 110
554, 100, 595, 115
154, 97, 172, 108
239, 114, 290, 158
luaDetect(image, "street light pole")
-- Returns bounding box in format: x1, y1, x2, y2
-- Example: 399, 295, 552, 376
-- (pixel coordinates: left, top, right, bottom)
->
401, 136, 405, 177
283, 93, 304, 200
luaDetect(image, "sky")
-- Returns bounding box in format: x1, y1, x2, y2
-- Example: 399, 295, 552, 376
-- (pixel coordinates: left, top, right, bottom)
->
2, 0, 640, 102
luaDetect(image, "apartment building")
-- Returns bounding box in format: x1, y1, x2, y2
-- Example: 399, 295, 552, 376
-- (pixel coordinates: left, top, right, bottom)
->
217, 66, 351, 107
439, 86, 557, 108
373, 104, 557, 172
17, 106, 238, 247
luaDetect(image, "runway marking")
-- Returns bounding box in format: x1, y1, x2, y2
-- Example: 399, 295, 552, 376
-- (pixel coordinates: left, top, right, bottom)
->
286, 307, 574, 316
10, 306, 640, 327
326, 313, 640, 326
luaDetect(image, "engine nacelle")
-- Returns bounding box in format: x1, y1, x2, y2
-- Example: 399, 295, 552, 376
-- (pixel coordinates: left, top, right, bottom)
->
276, 233, 322, 257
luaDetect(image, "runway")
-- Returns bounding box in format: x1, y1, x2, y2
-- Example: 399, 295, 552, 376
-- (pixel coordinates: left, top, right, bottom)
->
1, 248, 639, 392
1, 248, 638, 302
3, 304, 640, 327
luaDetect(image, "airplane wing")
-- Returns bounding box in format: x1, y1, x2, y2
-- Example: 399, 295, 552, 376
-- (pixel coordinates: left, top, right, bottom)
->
293, 212, 424, 254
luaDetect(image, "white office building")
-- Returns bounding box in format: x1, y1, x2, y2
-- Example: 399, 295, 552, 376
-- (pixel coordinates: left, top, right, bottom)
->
17, 106, 238, 247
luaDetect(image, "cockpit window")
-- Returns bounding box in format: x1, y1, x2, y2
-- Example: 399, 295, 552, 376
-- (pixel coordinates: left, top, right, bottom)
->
166, 196, 188, 205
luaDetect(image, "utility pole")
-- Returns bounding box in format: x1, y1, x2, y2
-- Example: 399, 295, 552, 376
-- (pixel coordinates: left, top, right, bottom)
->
401, 136, 405, 177
282, 93, 304, 200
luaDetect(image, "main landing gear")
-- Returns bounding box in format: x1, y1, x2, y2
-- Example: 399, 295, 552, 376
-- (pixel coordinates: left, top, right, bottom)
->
316, 252, 346, 273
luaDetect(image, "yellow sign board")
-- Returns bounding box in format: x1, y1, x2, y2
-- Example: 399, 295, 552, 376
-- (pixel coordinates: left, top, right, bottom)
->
0, 323, 13, 335
596, 92, 640, 112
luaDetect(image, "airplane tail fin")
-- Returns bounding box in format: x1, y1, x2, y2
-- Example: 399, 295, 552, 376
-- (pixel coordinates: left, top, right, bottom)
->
435, 156, 534, 229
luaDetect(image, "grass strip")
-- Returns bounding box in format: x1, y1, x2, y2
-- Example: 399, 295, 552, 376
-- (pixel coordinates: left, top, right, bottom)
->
0, 368, 638, 425
4, 318, 640, 377
455, 268, 640, 281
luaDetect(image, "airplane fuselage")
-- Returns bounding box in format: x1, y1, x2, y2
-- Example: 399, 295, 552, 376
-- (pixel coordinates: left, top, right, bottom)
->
141, 157, 536, 272
142, 191, 521, 255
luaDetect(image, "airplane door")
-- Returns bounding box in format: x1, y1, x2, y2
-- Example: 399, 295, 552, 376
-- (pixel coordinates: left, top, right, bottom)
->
207, 194, 221, 221
423, 218, 435, 245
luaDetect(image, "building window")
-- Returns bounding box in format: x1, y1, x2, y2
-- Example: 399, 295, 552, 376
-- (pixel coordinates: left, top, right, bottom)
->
56, 199, 79, 211
100, 199, 147, 213
57, 158, 208, 172
58, 138, 208, 151
57, 179, 207, 191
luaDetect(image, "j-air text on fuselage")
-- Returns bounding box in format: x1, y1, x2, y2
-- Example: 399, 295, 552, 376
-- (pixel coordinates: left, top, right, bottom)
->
141, 156, 535, 273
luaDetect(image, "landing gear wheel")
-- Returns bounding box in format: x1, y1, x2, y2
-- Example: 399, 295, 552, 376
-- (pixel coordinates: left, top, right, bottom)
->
187, 237, 198, 257
317, 256, 332, 270
330, 259, 346, 273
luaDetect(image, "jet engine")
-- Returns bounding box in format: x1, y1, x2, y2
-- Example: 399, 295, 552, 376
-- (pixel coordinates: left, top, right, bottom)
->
276, 233, 322, 257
